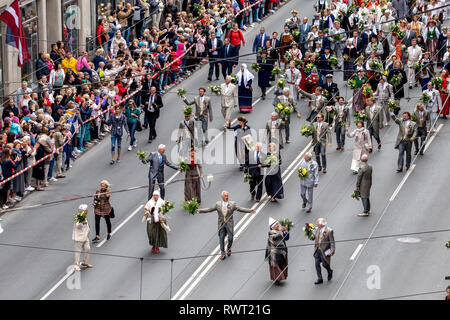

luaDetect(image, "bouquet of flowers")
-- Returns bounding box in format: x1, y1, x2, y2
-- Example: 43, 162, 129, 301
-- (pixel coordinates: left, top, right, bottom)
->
177, 88, 187, 97
303, 63, 314, 75
137, 150, 147, 162
284, 51, 293, 62
322, 89, 331, 100
271, 66, 283, 76
390, 74, 403, 86
414, 61, 424, 70
369, 60, 383, 71
354, 110, 368, 123
446, 240, 450, 249
280, 218, 294, 231
411, 114, 417, 122
208, 85, 221, 94
178, 157, 189, 172
390, 24, 400, 34
330, 55, 339, 69
298, 166, 309, 179
347, 5, 357, 16
303, 223, 316, 240
277, 78, 286, 89
362, 84, 373, 97
419, 93, 432, 104
193, 3, 203, 13
294, 58, 303, 67
343, 54, 349, 61
73, 209, 88, 223
183, 106, 193, 116
396, 30, 405, 40
351, 189, 361, 200
326, 105, 336, 118
264, 154, 279, 166
161, 201, 175, 214
182, 198, 200, 215
301, 123, 314, 137
432, 76, 443, 88
323, 28, 329, 35
354, 55, 365, 65
292, 29, 300, 37
229, 73, 237, 84
251, 63, 261, 72
244, 172, 252, 183
388, 100, 400, 113
333, 34, 343, 42
347, 78, 358, 90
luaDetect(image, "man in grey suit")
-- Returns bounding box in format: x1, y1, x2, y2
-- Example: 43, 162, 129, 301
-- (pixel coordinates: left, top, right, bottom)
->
310, 218, 335, 284
312, 113, 332, 173
390, 110, 418, 172
365, 98, 384, 151
266, 112, 286, 149
413, 103, 431, 155
274, 87, 301, 144
298, 152, 319, 213
197, 191, 255, 260
143, 144, 180, 200
356, 155, 372, 217
181, 88, 213, 144
299, 17, 311, 54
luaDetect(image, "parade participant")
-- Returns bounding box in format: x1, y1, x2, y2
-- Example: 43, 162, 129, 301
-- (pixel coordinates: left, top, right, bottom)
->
365, 51, 382, 91
323, 74, 339, 107
298, 152, 319, 213
196, 191, 255, 260
246, 142, 266, 202
183, 148, 203, 204
177, 107, 197, 159
351, 70, 367, 113
144, 86, 163, 143
387, 61, 407, 107
374, 76, 394, 126
279, 26, 293, 66
318, 47, 334, 80
438, 69, 450, 119
143, 144, 180, 200
226, 116, 251, 171
265, 142, 284, 202
252, 27, 270, 53
298, 87, 326, 123
406, 39, 423, 89
310, 218, 335, 285
265, 218, 289, 286
72, 204, 93, 271
207, 31, 223, 81
332, 97, 351, 151
356, 154, 373, 217
413, 103, 431, 156
125, 100, 140, 151
329, 21, 346, 68
106, 106, 130, 165
312, 113, 332, 173
423, 81, 442, 125
143, 190, 168, 254
390, 110, 418, 173
92, 180, 112, 243
346, 121, 372, 174
365, 34, 384, 57
417, 52, 435, 90
257, 50, 274, 100
266, 112, 285, 149
219, 76, 238, 128
181, 88, 213, 145
424, 20, 440, 62
236, 64, 255, 113
274, 87, 301, 144
365, 97, 384, 151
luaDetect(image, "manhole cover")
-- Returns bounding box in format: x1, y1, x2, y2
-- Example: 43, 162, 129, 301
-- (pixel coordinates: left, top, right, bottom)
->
397, 237, 421, 243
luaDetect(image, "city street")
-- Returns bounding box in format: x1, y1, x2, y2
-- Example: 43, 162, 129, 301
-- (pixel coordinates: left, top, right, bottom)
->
0, 0, 448, 300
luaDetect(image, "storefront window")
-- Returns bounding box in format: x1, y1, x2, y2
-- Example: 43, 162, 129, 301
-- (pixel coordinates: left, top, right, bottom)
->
62, 0, 80, 54
21, 0, 38, 82
0, 34, 3, 99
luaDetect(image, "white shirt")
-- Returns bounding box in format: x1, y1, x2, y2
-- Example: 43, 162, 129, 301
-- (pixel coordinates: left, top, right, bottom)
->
222, 201, 228, 208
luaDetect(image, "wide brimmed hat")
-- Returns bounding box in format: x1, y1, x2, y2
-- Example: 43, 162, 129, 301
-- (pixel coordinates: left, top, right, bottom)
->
269, 217, 278, 229
291, 10, 298, 14
237, 116, 248, 123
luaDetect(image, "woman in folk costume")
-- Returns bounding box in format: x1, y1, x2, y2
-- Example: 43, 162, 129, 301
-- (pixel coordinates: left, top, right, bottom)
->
374, 76, 394, 125
299, 52, 311, 91
411, 15, 424, 37
315, 0, 328, 13
280, 26, 293, 66
227, 116, 251, 171
265, 218, 289, 286
351, 70, 367, 112
391, 32, 404, 62
343, 39, 358, 81
346, 120, 372, 174
306, 66, 321, 96
438, 69, 450, 119
424, 20, 440, 62
264, 142, 284, 202
143, 190, 169, 254
288, 43, 302, 61
365, 51, 382, 92
289, 10, 301, 27
236, 64, 255, 113
184, 148, 204, 204
307, 25, 319, 52
417, 52, 435, 90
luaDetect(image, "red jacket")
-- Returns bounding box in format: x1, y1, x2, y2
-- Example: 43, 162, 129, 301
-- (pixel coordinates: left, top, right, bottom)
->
170, 52, 180, 71
96, 24, 108, 46
228, 29, 245, 46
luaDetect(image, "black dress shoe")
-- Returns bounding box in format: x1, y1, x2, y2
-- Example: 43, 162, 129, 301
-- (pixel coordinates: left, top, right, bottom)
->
92, 237, 100, 243
328, 270, 333, 281
414, 151, 418, 155
419, 151, 424, 155
148, 139, 152, 143
409, 86, 412, 89
314, 279, 323, 285
107, 234, 111, 241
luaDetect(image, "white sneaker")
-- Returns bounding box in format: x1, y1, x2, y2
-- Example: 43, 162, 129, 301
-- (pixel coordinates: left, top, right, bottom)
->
2, 205, 9, 210
133, 144, 137, 148
128, 146, 132, 151
14, 196, 22, 201
49, 177, 58, 182
25, 186, 35, 192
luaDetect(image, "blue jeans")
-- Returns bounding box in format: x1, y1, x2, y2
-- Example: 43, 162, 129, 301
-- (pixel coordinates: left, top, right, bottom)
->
252, 7, 258, 22
258, 1, 265, 19
78, 124, 87, 149
111, 134, 122, 153
121, 27, 131, 45
128, 122, 137, 146
48, 158, 55, 179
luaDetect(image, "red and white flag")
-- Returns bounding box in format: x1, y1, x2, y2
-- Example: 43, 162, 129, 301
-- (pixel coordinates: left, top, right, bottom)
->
0, 0, 30, 67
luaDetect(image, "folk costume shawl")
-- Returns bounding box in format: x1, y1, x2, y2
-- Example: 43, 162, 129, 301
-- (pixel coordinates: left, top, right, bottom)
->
236, 64, 255, 87
144, 191, 164, 223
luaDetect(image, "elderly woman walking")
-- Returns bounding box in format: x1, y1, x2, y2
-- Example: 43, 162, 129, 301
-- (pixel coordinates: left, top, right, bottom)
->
346, 121, 372, 174
236, 64, 255, 113
143, 190, 168, 254
92, 180, 113, 242
265, 218, 290, 286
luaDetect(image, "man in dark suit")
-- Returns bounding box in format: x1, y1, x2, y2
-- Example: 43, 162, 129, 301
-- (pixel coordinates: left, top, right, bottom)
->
402, 26, 417, 48
269, 32, 280, 64
318, 47, 333, 78
361, 26, 375, 52
299, 17, 312, 54
356, 155, 372, 217
144, 86, 163, 143
313, 30, 330, 54
323, 74, 339, 106
246, 142, 266, 202
252, 27, 270, 53
350, 30, 363, 56
220, 38, 237, 79
143, 144, 180, 200
206, 32, 223, 81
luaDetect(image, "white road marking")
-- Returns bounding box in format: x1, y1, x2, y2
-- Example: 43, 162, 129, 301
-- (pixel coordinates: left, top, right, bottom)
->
350, 244, 363, 261
389, 164, 416, 202
40, 267, 75, 300
97, 204, 144, 248
423, 124, 443, 153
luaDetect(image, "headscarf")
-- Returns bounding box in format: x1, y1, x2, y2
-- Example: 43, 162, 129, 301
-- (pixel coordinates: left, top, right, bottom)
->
236, 64, 255, 87
144, 190, 164, 223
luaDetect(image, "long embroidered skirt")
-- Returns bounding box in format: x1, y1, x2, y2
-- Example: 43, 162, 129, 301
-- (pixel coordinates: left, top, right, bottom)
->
352, 88, 365, 112
269, 255, 288, 281
147, 222, 168, 248
439, 93, 450, 116
239, 84, 253, 112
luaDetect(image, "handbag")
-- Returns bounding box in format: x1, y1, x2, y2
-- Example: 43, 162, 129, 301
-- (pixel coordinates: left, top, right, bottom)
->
109, 207, 115, 219
136, 119, 142, 132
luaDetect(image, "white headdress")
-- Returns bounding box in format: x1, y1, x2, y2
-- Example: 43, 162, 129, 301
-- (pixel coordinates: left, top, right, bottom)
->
236, 64, 255, 87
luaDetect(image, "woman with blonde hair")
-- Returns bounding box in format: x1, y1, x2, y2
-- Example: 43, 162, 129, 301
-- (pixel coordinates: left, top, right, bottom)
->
92, 180, 113, 242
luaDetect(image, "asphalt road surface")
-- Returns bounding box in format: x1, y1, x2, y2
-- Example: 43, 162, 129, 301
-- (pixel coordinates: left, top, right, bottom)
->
0, 0, 448, 300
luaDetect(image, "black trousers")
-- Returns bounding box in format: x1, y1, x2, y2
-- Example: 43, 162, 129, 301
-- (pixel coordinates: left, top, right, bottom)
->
261, 86, 267, 97
95, 214, 112, 236
218, 225, 233, 255
314, 250, 332, 281
208, 59, 220, 80
368, 126, 381, 145
414, 127, 427, 153
146, 113, 158, 140
221, 62, 233, 79
148, 174, 165, 200
249, 175, 263, 200
362, 198, 370, 213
